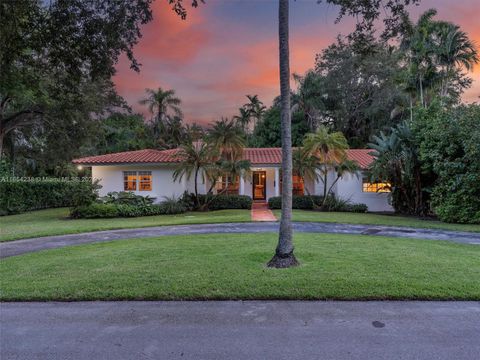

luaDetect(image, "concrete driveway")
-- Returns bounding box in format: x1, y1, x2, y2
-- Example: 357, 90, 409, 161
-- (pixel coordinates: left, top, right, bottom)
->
1, 301, 479, 360
2, 221, 479, 258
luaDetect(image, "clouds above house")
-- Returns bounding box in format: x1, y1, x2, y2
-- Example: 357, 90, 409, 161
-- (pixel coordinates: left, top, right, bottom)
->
113, 0, 480, 125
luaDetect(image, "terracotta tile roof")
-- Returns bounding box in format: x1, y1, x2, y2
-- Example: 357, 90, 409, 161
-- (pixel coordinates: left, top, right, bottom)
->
73, 147, 375, 169
72, 149, 181, 165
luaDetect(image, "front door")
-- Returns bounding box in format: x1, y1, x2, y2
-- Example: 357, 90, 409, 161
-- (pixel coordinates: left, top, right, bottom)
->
252, 171, 267, 200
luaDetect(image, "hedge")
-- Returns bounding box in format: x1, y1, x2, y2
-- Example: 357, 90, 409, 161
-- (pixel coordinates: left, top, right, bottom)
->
0, 177, 98, 216
181, 193, 253, 211
268, 195, 325, 210
70, 200, 186, 219
268, 195, 368, 213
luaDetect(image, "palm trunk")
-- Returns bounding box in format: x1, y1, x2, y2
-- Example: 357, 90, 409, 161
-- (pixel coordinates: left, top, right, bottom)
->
419, 75, 424, 108
267, 0, 298, 268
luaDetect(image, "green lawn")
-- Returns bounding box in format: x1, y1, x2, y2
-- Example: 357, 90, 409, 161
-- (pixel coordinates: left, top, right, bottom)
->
276, 210, 480, 232
1, 233, 479, 301
0, 208, 252, 242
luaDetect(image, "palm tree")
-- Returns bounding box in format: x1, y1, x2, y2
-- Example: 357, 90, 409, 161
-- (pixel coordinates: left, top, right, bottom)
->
267, 0, 298, 268
233, 107, 251, 133
243, 95, 266, 131
303, 126, 349, 207
207, 118, 245, 161
292, 148, 320, 195
173, 141, 217, 208
139, 87, 183, 137
436, 23, 479, 97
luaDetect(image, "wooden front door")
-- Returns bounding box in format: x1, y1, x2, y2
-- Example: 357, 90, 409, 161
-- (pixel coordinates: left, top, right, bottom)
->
252, 171, 267, 200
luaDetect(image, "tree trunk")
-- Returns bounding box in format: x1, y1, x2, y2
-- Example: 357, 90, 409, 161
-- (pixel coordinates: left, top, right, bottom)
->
267, 0, 298, 268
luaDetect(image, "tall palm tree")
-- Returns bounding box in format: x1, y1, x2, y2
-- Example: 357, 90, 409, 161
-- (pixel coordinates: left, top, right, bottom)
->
243, 95, 266, 131
267, 0, 298, 268
292, 71, 324, 131
207, 118, 245, 161
139, 87, 183, 137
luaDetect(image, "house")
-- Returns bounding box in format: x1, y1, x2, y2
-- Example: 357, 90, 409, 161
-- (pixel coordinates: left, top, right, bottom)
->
72, 147, 393, 212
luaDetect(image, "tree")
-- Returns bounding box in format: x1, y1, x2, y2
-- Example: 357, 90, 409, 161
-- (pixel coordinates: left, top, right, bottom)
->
207, 118, 245, 161
267, 0, 299, 268
1, 0, 153, 160
243, 95, 266, 132
303, 126, 349, 207
292, 71, 325, 131
173, 141, 217, 208
233, 107, 251, 133
248, 106, 309, 148
139, 87, 184, 146
292, 148, 320, 196
368, 121, 426, 215
314, 35, 406, 147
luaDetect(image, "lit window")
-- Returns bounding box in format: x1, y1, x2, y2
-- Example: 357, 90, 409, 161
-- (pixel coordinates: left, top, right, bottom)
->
362, 179, 391, 193
123, 171, 137, 191
279, 171, 305, 195
216, 175, 239, 195
138, 171, 152, 191
123, 171, 152, 191
293, 175, 304, 195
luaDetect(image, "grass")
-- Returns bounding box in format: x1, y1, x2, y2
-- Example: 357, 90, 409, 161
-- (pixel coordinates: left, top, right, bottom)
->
274, 210, 480, 232
1, 233, 479, 301
0, 208, 252, 242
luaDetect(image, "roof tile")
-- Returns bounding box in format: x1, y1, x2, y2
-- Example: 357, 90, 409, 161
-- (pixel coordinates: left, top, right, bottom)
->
73, 147, 375, 169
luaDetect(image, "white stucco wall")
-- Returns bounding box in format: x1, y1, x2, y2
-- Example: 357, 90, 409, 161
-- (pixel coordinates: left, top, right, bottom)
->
92, 165, 187, 202
333, 172, 393, 212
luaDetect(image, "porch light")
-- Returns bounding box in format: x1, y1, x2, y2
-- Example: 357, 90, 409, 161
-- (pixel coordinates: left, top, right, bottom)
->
77, 165, 83, 170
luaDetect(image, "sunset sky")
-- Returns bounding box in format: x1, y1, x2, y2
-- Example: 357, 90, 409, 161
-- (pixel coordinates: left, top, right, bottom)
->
113, 0, 480, 125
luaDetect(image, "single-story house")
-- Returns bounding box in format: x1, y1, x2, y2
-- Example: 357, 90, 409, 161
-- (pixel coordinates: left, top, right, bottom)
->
72, 147, 393, 212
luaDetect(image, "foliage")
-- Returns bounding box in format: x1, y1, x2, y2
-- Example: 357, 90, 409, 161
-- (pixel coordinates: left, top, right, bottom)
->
207, 118, 246, 160
248, 106, 309, 147
181, 193, 252, 211
139, 87, 189, 149
413, 103, 480, 223
0, 178, 99, 215
1, 0, 154, 172
100, 191, 154, 207
313, 35, 406, 146
71, 197, 186, 219
368, 121, 427, 215
268, 195, 366, 212
89, 113, 155, 155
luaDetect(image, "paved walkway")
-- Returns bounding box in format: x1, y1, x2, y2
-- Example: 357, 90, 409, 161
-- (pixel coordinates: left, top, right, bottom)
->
251, 202, 277, 221
1, 301, 479, 360
1, 222, 479, 258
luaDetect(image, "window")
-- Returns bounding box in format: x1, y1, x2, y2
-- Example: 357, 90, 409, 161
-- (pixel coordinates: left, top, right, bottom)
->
139, 171, 152, 191
362, 179, 391, 193
292, 175, 304, 196
216, 175, 239, 195
123, 171, 152, 191
279, 171, 305, 196
123, 171, 137, 191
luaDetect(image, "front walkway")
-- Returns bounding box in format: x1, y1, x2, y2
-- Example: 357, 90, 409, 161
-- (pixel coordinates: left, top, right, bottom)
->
251, 202, 277, 222
1, 222, 479, 258
2, 301, 479, 360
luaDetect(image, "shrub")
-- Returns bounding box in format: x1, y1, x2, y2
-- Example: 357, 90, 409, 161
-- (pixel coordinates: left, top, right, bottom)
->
268, 195, 367, 213
208, 195, 252, 210
268, 195, 324, 210
70, 196, 186, 219
70, 203, 119, 219
180, 192, 252, 211
100, 191, 154, 206
158, 196, 187, 214
0, 177, 99, 215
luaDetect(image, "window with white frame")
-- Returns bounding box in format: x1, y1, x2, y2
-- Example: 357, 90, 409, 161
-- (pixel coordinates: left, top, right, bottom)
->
123, 171, 152, 191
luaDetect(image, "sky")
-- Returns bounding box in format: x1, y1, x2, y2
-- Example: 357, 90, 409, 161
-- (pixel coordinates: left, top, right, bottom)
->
113, 0, 480, 126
